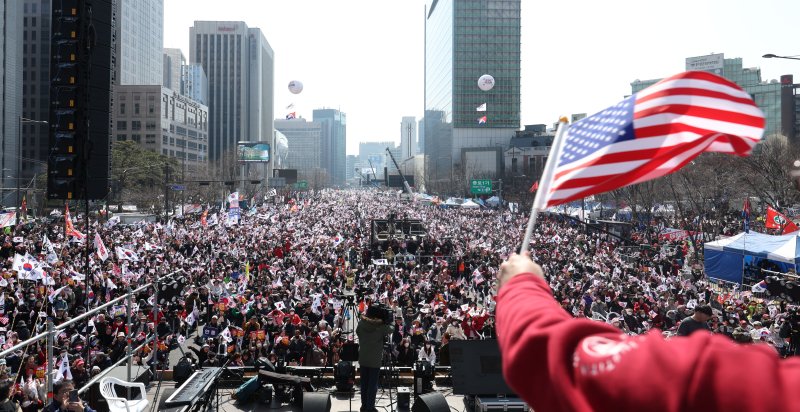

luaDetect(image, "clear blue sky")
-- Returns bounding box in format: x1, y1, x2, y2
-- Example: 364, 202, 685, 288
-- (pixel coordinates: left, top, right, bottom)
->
163, 0, 800, 155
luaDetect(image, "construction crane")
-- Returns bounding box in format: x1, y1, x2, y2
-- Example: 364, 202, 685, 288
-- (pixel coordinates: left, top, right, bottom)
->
354, 168, 379, 187
385, 147, 414, 195
367, 159, 379, 182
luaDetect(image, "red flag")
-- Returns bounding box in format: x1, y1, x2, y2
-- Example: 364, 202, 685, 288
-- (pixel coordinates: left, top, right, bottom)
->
529, 180, 539, 193
536, 71, 764, 209
64, 203, 86, 240
20, 196, 27, 218
766, 206, 798, 234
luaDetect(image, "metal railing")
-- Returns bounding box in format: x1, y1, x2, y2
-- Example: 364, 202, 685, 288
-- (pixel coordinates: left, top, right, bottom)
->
0, 269, 184, 399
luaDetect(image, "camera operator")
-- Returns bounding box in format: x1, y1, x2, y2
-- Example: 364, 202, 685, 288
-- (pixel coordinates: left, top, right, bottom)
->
356, 305, 393, 412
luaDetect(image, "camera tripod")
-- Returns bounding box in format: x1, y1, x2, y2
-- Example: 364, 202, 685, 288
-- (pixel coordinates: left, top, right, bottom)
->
376, 339, 399, 412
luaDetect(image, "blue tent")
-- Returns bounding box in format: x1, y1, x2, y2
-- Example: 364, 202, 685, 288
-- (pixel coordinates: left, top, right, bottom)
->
704, 232, 800, 284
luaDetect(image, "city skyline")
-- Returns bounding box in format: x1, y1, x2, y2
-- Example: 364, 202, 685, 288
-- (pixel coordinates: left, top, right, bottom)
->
162, 0, 800, 156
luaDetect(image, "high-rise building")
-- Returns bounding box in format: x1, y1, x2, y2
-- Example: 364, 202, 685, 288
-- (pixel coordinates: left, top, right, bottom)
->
313, 109, 346, 185
112, 85, 209, 167
417, 117, 425, 155
400, 116, 417, 160
631, 53, 785, 138
274, 119, 321, 181
163, 48, 185, 93
346, 155, 357, 182
119, 0, 163, 85
0, 0, 22, 206
190, 21, 275, 176
183, 64, 208, 105
424, 0, 521, 184
20, 0, 50, 183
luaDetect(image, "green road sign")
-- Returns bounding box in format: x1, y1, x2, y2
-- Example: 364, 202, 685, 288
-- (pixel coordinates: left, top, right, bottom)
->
470, 179, 492, 195
295, 181, 308, 190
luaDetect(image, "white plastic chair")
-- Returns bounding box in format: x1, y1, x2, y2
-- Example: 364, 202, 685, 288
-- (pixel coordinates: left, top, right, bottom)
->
99, 376, 149, 412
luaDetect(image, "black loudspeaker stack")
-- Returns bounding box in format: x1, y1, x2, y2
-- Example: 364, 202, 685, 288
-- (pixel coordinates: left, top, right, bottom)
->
412, 392, 450, 412
301, 392, 331, 412
48, 0, 114, 200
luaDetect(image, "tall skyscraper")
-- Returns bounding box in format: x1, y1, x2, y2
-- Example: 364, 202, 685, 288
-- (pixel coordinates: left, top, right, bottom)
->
119, 0, 163, 85
0, 0, 22, 206
400, 116, 417, 160
274, 119, 321, 181
424, 0, 521, 183
313, 109, 346, 185
163, 48, 185, 93
190, 21, 275, 175
20, 0, 50, 183
417, 118, 425, 155
162, 48, 208, 106
183, 64, 208, 105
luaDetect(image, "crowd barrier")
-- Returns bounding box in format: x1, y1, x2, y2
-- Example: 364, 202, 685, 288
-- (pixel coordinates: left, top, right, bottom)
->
0, 269, 184, 398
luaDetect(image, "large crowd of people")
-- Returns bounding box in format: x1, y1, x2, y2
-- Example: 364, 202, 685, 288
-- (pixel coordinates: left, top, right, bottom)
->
0, 189, 796, 410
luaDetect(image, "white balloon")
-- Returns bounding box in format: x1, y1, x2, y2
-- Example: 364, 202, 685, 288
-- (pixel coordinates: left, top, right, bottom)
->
477, 74, 495, 91
288, 80, 304, 94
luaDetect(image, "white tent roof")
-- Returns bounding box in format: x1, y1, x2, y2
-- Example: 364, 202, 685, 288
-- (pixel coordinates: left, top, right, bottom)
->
461, 199, 480, 208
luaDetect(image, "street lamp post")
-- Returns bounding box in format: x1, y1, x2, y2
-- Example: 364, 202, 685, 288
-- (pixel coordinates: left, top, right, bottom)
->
17, 117, 48, 222
763, 54, 800, 61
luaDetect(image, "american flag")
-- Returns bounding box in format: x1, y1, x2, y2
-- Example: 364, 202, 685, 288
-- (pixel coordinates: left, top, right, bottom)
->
537, 71, 764, 208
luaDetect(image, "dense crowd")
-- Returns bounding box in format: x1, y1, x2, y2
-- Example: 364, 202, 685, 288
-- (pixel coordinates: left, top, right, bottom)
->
0, 189, 797, 411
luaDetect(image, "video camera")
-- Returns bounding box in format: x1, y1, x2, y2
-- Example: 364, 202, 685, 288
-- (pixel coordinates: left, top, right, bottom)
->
366, 304, 394, 325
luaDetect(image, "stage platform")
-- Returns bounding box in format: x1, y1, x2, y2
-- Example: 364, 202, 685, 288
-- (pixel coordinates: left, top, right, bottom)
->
145, 381, 468, 412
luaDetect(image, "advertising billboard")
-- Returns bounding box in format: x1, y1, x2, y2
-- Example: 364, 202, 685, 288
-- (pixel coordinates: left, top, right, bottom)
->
275, 169, 298, 184
685, 53, 724, 76
238, 142, 270, 162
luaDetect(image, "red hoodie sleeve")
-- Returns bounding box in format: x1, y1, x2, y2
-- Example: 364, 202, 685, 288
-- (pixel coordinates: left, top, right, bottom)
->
496, 274, 800, 412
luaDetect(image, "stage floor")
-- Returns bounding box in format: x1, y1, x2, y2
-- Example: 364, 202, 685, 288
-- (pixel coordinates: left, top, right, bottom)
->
146, 381, 469, 412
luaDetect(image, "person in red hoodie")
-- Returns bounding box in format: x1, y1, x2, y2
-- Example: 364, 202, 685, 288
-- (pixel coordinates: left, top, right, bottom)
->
496, 252, 800, 412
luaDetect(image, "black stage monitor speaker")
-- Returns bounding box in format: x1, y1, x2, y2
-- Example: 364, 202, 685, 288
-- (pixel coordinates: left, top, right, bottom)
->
302, 392, 331, 412
412, 392, 449, 412
340, 342, 359, 362
449, 339, 514, 396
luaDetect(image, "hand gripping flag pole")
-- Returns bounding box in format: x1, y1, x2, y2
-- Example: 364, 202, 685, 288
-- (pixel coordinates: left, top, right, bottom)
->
520, 117, 570, 254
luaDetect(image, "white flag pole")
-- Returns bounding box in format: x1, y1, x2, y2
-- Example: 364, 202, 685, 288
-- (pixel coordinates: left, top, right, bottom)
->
520, 117, 570, 254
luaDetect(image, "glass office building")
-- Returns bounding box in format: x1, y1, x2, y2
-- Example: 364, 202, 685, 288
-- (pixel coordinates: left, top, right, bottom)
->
425, 0, 521, 182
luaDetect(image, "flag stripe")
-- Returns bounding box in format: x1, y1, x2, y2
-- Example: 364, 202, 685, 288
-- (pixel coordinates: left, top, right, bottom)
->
553, 133, 755, 183
636, 76, 752, 104
549, 133, 719, 200
636, 86, 761, 109
634, 104, 765, 129
633, 112, 763, 139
